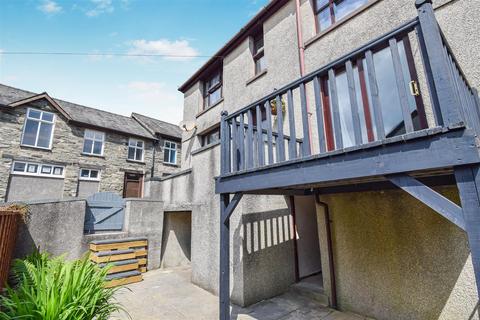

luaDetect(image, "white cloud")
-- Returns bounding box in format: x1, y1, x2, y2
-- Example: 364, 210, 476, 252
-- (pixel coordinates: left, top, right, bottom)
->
38, 0, 62, 15
86, 0, 114, 17
127, 39, 199, 62
121, 81, 183, 124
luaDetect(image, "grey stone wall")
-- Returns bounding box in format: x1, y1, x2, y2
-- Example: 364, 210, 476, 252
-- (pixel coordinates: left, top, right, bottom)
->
0, 100, 155, 202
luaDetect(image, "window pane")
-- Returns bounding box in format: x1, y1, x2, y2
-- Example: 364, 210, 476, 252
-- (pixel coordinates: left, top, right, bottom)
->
94, 132, 104, 140
335, 71, 356, 148
164, 149, 170, 162
28, 109, 41, 119
90, 170, 99, 179
81, 169, 90, 177
23, 119, 39, 146
41, 166, 52, 174
317, 7, 332, 30
316, 0, 329, 9
53, 167, 63, 175
13, 162, 26, 172
37, 123, 53, 148
137, 141, 143, 148
129, 140, 136, 147
83, 139, 93, 153
255, 55, 267, 74
85, 130, 95, 139
135, 148, 143, 161
41, 112, 54, 122
209, 88, 222, 106
27, 164, 38, 173
334, 0, 368, 21
93, 141, 103, 155
372, 47, 405, 137
128, 147, 135, 160
169, 150, 176, 164
254, 36, 264, 53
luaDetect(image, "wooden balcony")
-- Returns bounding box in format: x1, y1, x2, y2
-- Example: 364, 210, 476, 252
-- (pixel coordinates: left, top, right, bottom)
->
217, 2, 480, 319
216, 8, 480, 195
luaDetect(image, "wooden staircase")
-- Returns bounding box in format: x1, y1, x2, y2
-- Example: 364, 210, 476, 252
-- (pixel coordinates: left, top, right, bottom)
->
89, 237, 148, 288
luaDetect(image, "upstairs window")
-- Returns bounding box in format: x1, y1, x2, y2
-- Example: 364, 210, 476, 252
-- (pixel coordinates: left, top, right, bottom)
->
128, 138, 144, 162
252, 31, 266, 75
21, 108, 55, 149
203, 69, 223, 108
83, 129, 105, 156
163, 141, 177, 164
314, 0, 368, 32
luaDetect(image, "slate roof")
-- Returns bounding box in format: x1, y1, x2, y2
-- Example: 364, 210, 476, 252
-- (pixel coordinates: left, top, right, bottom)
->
0, 83, 157, 140
132, 112, 182, 140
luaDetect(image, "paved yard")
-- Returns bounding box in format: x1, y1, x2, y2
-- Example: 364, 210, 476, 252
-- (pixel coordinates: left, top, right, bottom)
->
111, 267, 373, 320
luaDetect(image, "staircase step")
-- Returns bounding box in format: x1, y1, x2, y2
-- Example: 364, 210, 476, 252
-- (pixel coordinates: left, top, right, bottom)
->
90, 238, 147, 251
105, 270, 142, 288
90, 249, 136, 263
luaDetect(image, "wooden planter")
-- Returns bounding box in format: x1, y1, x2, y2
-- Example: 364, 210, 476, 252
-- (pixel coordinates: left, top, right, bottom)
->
0, 208, 23, 290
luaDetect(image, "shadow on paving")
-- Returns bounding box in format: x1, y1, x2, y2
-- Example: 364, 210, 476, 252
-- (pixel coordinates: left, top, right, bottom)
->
111, 267, 373, 320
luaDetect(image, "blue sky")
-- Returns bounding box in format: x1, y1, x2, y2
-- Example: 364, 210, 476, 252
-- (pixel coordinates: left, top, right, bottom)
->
0, 0, 268, 124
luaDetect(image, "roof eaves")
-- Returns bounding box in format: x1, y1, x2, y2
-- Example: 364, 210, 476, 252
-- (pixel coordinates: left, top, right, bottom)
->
178, 0, 287, 93
8, 92, 73, 120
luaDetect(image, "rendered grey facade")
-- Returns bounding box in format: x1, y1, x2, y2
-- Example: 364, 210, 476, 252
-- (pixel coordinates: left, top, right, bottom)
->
0, 83, 182, 202
154, 0, 480, 320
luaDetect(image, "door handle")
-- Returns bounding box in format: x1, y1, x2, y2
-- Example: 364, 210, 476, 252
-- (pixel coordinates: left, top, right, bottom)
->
409, 80, 420, 96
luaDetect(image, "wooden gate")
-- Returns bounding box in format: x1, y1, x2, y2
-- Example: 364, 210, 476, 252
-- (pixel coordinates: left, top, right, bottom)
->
84, 192, 125, 234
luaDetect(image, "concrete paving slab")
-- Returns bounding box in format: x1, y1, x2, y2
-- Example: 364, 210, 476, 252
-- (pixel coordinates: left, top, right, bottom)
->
111, 267, 373, 320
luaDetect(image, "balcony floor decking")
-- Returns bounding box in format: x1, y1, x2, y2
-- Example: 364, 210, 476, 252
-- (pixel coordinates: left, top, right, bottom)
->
216, 127, 480, 195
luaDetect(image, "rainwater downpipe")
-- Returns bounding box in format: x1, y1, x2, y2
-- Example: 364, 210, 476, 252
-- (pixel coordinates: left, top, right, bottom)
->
314, 193, 337, 309
294, 0, 313, 151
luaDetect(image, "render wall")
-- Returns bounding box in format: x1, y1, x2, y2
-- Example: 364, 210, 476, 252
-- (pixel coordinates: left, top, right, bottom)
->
160, 211, 192, 268
316, 187, 478, 320
14, 198, 165, 270
0, 100, 157, 202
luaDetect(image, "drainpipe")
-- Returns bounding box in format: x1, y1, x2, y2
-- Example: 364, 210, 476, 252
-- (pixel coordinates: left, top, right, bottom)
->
314, 193, 337, 309
294, 0, 313, 151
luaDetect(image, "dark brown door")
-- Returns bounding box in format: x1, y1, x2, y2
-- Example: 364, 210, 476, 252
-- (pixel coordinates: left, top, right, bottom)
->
123, 172, 143, 198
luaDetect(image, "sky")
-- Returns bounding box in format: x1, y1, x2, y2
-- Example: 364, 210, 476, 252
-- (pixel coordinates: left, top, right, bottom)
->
0, 0, 269, 124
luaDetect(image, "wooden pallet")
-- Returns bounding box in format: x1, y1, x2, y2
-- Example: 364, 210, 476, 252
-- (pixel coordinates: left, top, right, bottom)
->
89, 237, 148, 287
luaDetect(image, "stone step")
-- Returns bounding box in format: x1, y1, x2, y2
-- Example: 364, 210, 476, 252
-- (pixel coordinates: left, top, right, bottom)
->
290, 279, 329, 306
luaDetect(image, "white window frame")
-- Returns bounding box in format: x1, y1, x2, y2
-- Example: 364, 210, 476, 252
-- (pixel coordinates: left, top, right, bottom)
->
79, 168, 101, 181
163, 140, 177, 165
11, 161, 65, 179
21, 108, 56, 150
82, 129, 105, 156
127, 138, 145, 162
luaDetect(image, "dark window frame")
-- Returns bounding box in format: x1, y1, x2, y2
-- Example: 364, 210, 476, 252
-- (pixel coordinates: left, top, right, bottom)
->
203, 68, 223, 109
201, 127, 221, 147
252, 31, 266, 75
313, 0, 370, 33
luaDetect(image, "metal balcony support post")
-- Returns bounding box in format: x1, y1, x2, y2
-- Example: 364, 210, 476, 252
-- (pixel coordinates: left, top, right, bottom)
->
454, 165, 480, 298
415, 0, 463, 128
221, 111, 231, 175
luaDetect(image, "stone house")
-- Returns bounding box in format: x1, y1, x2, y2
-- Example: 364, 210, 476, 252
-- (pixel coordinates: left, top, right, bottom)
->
0, 83, 182, 202
148, 0, 480, 320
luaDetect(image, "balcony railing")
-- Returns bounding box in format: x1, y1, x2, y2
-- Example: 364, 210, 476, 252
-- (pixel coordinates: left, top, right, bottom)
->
220, 1, 480, 177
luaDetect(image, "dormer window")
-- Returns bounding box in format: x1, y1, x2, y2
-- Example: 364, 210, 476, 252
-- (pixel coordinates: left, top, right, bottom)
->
203, 69, 223, 109
21, 108, 55, 149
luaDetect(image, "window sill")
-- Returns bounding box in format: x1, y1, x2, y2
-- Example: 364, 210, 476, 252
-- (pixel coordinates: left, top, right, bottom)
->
191, 141, 221, 156
79, 178, 101, 182
20, 144, 52, 152
126, 159, 146, 164
246, 69, 267, 86
196, 98, 224, 118
163, 162, 179, 167
305, 0, 381, 49
81, 153, 105, 159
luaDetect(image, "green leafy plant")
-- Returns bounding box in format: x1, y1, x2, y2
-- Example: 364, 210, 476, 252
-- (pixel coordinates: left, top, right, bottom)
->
0, 252, 129, 320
